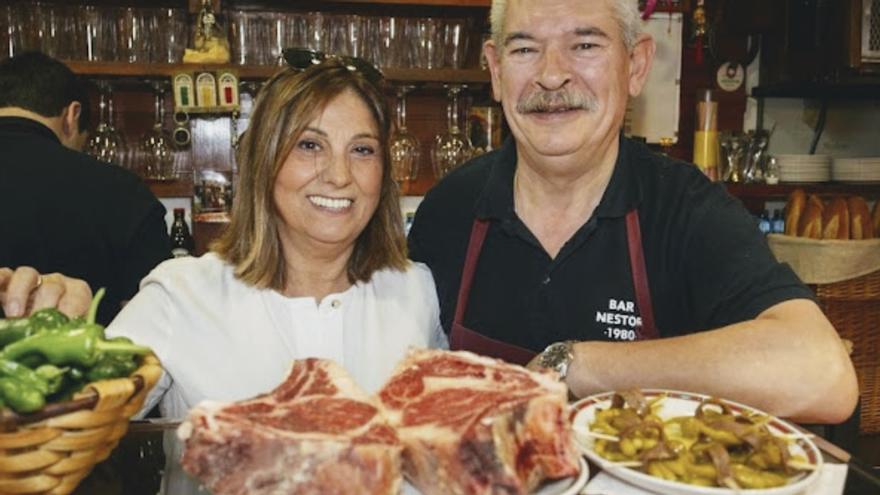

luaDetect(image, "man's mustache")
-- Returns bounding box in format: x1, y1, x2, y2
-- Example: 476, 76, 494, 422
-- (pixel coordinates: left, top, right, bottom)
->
515, 90, 597, 114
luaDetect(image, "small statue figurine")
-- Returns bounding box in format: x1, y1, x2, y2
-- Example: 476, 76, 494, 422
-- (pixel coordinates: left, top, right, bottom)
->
183, 0, 230, 64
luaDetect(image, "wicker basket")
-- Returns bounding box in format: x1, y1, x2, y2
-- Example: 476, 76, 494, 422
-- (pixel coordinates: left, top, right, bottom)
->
0, 354, 162, 495
815, 271, 880, 434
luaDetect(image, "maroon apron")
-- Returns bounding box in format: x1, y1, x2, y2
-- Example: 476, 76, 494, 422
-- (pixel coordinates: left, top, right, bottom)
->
449, 210, 658, 365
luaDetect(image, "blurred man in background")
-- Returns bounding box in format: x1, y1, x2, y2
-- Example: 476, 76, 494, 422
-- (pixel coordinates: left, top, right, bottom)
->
0, 52, 170, 324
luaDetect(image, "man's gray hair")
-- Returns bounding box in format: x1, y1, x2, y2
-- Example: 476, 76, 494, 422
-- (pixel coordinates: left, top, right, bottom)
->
490, 0, 642, 51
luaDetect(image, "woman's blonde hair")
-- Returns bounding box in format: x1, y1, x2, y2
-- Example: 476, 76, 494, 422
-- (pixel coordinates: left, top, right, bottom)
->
212, 59, 407, 290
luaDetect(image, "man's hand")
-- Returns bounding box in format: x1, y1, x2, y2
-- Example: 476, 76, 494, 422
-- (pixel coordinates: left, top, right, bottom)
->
0, 266, 92, 318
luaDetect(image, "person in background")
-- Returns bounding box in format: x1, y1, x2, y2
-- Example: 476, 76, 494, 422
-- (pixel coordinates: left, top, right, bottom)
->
0, 52, 171, 324
408, 0, 857, 424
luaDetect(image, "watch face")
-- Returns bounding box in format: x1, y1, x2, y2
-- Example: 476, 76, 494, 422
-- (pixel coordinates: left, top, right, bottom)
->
541, 342, 569, 369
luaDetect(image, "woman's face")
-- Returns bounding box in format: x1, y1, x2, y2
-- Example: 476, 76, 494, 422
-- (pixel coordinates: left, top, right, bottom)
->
273, 89, 383, 257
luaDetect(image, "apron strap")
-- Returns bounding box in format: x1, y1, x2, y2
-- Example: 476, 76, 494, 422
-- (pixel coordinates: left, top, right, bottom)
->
625, 209, 658, 339
453, 219, 490, 325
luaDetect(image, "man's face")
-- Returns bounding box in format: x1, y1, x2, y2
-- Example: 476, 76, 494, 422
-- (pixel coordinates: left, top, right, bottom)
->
485, 0, 649, 162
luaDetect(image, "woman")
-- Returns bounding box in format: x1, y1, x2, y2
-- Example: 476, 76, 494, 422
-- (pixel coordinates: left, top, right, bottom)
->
100, 57, 445, 419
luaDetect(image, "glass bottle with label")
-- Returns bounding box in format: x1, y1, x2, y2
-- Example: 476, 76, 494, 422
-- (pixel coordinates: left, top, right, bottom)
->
170, 208, 195, 257
693, 89, 719, 180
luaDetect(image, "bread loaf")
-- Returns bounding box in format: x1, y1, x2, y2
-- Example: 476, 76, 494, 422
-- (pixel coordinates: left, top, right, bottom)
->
874, 199, 880, 238
784, 189, 806, 236
848, 196, 873, 240
798, 196, 824, 239
822, 197, 850, 240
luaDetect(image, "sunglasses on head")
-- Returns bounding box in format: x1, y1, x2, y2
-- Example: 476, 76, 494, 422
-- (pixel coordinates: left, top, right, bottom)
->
282, 48, 383, 84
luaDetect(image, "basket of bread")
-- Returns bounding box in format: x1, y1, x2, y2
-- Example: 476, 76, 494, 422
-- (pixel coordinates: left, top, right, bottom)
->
0, 289, 161, 495
768, 188, 880, 433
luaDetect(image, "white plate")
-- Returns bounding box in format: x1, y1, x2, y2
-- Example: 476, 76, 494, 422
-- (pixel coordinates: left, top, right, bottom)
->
402, 457, 589, 495
570, 390, 823, 495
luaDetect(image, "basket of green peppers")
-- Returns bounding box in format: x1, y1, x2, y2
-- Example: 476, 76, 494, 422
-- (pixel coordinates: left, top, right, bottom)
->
0, 288, 153, 414
0, 289, 163, 495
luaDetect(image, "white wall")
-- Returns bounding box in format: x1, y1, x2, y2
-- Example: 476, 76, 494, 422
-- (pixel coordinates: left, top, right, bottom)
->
758, 99, 880, 157
745, 48, 880, 158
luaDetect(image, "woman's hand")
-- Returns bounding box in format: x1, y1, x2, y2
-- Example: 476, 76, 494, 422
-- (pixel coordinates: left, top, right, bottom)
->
0, 266, 92, 318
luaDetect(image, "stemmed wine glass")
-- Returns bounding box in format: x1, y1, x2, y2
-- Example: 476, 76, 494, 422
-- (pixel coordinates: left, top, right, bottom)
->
85, 81, 126, 166
389, 85, 420, 186
139, 81, 174, 180
431, 84, 472, 180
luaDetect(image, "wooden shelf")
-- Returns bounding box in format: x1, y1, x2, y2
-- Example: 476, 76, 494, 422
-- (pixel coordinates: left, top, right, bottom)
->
726, 183, 880, 199
726, 182, 880, 214
335, 0, 488, 5
146, 178, 193, 198
752, 82, 880, 100
66, 61, 490, 85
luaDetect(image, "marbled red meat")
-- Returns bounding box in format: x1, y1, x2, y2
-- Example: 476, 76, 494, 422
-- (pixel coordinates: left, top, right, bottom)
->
378, 349, 579, 495
179, 358, 402, 495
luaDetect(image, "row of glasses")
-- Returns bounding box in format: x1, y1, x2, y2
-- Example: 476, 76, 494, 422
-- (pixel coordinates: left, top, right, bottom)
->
227, 10, 472, 69
389, 84, 475, 188
2, 3, 187, 63
84, 81, 190, 181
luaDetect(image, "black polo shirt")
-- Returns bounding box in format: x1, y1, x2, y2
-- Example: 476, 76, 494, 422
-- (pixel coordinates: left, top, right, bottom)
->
408, 136, 812, 352
0, 117, 171, 325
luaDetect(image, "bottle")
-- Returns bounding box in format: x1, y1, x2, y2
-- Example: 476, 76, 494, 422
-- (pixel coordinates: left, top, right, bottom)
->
758, 210, 771, 235
170, 208, 195, 257
771, 210, 785, 234
693, 89, 719, 181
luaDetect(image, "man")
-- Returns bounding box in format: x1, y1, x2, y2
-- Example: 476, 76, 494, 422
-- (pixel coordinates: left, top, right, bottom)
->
408, 0, 857, 424
0, 52, 171, 324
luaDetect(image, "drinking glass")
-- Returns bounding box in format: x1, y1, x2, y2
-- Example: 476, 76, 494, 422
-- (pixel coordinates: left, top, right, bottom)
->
156, 8, 186, 63
389, 85, 421, 185
139, 82, 175, 180
431, 84, 473, 179
85, 83, 126, 166
443, 18, 470, 69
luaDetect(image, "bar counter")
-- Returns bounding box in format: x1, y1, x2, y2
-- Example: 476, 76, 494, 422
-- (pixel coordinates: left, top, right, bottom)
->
67, 419, 880, 495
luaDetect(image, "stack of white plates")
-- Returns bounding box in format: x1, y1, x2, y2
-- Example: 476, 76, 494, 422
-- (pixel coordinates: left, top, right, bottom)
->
832, 157, 880, 183
776, 154, 832, 183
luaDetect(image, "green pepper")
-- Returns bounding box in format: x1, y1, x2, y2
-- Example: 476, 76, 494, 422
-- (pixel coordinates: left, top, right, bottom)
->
0, 317, 35, 348
0, 308, 73, 349
28, 308, 70, 331
35, 364, 67, 395
86, 354, 139, 382
0, 377, 45, 413
0, 359, 49, 395
0, 358, 49, 413
1, 288, 151, 368
1, 324, 150, 368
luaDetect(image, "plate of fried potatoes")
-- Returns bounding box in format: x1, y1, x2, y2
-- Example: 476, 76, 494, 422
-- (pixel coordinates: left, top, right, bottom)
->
570, 389, 823, 495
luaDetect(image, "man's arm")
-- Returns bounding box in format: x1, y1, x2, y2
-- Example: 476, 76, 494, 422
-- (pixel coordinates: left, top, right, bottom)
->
562, 298, 858, 424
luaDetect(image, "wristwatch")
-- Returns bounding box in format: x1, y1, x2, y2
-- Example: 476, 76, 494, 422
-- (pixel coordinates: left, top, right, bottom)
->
537, 341, 576, 380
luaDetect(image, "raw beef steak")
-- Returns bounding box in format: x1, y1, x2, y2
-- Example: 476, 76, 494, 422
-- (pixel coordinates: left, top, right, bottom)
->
378, 349, 579, 495
178, 358, 402, 495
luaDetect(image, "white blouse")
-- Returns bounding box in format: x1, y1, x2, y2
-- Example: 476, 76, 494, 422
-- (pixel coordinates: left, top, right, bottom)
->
107, 253, 447, 419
